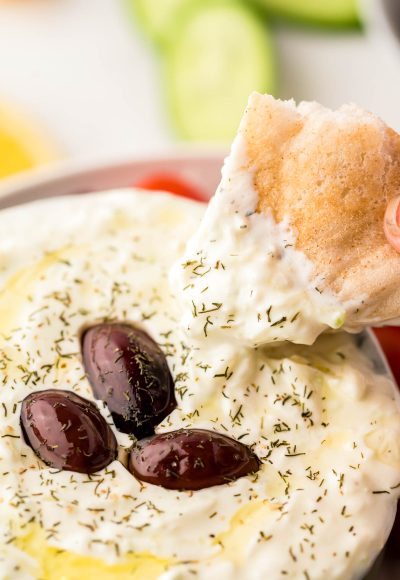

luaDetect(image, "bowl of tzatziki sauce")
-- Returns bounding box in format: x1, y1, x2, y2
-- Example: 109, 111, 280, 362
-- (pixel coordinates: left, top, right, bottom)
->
0, 152, 396, 580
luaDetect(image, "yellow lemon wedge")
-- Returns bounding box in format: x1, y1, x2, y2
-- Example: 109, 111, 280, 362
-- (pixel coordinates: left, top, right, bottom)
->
0, 103, 58, 179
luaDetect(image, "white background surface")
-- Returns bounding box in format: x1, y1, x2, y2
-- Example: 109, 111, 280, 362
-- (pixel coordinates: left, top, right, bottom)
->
0, 0, 399, 163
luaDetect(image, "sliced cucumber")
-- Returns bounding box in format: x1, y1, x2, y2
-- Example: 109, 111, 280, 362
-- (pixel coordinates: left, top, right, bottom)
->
252, 0, 360, 27
164, 0, 276, 142
126, 0, 193, 44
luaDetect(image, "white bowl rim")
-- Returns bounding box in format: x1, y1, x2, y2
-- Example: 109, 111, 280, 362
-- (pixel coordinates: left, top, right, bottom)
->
0, 147, 227, 209
0, 147, 227, 193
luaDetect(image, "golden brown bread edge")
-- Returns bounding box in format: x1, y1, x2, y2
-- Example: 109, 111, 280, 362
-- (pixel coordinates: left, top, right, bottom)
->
240, 93, 400, 329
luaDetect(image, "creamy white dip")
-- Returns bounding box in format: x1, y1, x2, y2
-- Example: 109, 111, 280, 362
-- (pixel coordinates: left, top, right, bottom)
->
0, 190, 398, 580
171, 135, 346, 348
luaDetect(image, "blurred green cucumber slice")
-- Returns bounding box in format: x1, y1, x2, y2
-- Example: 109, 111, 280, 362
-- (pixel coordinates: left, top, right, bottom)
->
127, 0, 192, 44
252, 0, 360, 27
164, 0, 276, 142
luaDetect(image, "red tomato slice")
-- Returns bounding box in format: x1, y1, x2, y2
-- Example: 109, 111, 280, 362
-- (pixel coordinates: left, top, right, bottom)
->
373, 327, 400, 386
133, 173, 206, 202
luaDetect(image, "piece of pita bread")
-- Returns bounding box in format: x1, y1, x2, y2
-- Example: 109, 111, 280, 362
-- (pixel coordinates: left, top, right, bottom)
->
238, 93, 400, 329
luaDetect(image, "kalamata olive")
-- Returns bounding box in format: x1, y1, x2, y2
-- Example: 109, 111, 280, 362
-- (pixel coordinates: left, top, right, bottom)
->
128, 428, 260, 490
82, 323, 176, 438
20, 389, 117, 474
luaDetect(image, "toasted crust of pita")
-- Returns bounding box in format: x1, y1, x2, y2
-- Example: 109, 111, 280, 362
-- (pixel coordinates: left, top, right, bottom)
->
239, 93, 400, 328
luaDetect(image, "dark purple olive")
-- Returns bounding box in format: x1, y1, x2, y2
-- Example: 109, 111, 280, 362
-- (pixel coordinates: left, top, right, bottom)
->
128, 429, 260, 490
81, 323, 175, 438
20, 389, 117, 474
